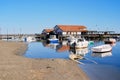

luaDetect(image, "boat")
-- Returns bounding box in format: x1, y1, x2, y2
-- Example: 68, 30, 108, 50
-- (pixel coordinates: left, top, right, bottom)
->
25, 36, 36, 42
70, 38, 89, 49
68, 36, 89, 49
68, 36, 77, 45
69, 53, 84, 60
48, 35, 59, 43
69, 48, 89, 64
69, 48, 97, 64
88, 41, 94, 45
91, 44, 112, 53
48, 38, 59, 43
92, 51, 112, 58
104, 38, 116, 44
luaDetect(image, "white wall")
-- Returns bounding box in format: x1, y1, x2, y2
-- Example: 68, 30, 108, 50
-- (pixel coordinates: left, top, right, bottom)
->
77, 32, 81, 35
63, 32, 66, 35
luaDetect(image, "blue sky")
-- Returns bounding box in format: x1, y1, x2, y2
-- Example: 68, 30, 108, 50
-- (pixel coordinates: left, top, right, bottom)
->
0, 0, 120, 34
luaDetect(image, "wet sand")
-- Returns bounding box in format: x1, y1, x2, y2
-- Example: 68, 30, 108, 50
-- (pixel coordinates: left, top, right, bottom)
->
0, 41, 89, 80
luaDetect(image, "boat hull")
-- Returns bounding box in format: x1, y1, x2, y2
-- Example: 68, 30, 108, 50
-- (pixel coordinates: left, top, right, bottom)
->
91, 44, 112, 53
70, 41, 88, 49
92, 50, 112, 53
48, 39, 59, 43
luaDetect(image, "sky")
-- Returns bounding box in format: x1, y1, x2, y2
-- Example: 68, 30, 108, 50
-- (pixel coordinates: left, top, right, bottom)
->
0, 0, 120, 34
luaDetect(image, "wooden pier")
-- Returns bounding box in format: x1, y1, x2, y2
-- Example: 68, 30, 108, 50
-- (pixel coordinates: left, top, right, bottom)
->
82, 34, 120, 40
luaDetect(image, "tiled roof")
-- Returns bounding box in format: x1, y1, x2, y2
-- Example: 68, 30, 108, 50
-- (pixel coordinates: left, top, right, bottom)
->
57, 45, 70, 52
56, 25, 87, 32
44, 29, 53, 33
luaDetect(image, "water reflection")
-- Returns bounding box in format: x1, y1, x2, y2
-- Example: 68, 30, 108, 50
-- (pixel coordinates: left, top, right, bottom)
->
59, 40, 68, 45
69, 48, 88, 56
92, 51, 112, 58
41, 40, 90, 60
24, 41, 120, 80
56, 45, 70, 52
42, 40, 59, 49
69, 48, 89, 64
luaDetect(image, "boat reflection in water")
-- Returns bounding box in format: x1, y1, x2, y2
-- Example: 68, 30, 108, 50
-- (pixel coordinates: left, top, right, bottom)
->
42, 40, 59, 49
92, 51, 112, 58
69, 48, 88, 64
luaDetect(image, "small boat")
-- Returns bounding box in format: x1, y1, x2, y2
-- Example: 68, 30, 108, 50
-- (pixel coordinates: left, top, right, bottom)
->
48, 38, 59, 43
68, 36, 77, 45
75, 38, 89, 49
91, 44, 112, 53
69, 48, 97, 64
69, 37, 89, 49
69, 53, 84, 60
104, 38, 116, 44
88, 41, 94, 45
25, 36, 36, 42
48, 35, 59, 43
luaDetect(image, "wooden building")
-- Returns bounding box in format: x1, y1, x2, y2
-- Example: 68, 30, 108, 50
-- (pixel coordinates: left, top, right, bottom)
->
54, 25, 87, 36
42, 29, 54, 34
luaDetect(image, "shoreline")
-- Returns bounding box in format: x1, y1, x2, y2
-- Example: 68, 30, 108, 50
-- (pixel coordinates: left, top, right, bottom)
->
0, 41, 89, 80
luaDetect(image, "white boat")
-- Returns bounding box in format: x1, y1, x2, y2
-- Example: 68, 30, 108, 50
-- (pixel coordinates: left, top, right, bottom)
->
104, 38, 116, 44
48, 35, 59, 43
91, 44, 112, 53
48, 38, 59, 43
92, 51, 112, 58
70, 38, 89, 49
25, 36, 36, 42
68, 36, 77, 45
69, 48, 97, 64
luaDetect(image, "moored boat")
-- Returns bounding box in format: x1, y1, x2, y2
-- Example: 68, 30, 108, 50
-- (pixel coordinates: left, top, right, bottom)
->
70, 38, 89, 49
88, 41, 94, 45
91, 44, 112, 53
48, 35, 59, 43
104, 38, 116, 44
48, 38, 59, 43
25, 36, 36, 42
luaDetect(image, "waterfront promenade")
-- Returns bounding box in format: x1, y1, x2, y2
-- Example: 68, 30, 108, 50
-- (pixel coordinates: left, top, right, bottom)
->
0, 41, 89, 80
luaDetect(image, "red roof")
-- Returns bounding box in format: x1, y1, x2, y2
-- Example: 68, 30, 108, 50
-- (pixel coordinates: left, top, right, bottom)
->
56, 25, 87, 32
44, 29, 53, 33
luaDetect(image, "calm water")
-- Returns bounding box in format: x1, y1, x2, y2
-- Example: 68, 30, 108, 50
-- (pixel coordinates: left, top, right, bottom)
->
24, 41, 120, 80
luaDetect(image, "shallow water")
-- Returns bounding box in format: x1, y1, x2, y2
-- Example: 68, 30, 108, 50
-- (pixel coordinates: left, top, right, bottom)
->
79, 42, 120, 80
24, 41, 120, 80
24, 42, 70, 59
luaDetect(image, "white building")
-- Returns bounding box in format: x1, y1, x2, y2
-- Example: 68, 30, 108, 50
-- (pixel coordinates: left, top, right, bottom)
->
54, 25, 87, 36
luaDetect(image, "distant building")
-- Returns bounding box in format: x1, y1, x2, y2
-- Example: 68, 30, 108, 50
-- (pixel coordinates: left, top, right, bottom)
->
54, 25, 87, 36
42, 29, 54, 34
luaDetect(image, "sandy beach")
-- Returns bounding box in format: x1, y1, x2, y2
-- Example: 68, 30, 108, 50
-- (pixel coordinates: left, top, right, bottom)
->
0, 41, 89, 80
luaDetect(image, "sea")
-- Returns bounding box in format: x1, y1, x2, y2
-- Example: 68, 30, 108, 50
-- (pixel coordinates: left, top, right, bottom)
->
24, 41, 120, 80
